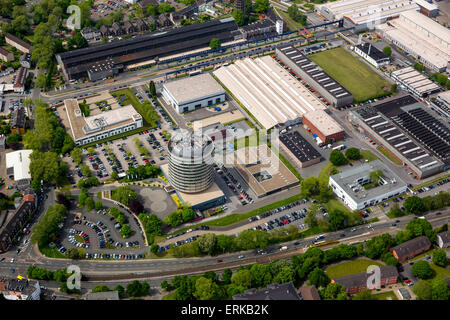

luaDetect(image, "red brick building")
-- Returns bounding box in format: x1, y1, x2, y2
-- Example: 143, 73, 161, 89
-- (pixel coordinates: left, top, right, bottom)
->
302, 110, 345, 144
391, 236, 431, 262
331, 265, 399, 295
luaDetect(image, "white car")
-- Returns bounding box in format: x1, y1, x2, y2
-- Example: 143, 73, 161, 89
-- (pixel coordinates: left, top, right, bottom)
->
10, 258, 15, 263
238, 255, 244, 259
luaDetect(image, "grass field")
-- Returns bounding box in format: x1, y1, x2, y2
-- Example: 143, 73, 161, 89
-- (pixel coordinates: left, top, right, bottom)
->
373, 291, 398, 300
326, 259, 384, 279
318, 162, 339, 184
309, 47, 392, 102
322, 198, 351, 215
430, 263, 450, 280
360, 149, 379, 162
377, 146, 403, 165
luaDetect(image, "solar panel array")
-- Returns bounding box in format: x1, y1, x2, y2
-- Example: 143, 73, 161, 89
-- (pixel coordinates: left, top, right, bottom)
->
279, 131, 321, 163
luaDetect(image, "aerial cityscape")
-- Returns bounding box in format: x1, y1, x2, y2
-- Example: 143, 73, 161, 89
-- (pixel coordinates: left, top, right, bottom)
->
0, 0, 449, 305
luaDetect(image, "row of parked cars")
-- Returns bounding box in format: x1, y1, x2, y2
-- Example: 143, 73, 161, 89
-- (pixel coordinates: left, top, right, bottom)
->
117, 142, 140, 169
252, 209, 308, 232
101, 147, 124, 174
248, 199, 308, 226
216, 163, 254, 205
85, 253, 145, 260
68, 229, 90, 249
166, 225, 210, 240
145, 89, 173, 127
88, 154, 109, 178
83, 221, 107, 249
417, 179, 449, 193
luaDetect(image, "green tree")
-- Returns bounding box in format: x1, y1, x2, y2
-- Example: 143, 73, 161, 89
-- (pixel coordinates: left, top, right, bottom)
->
323, 282, 346, 300
95, 200, 103, 211
232, 9, 244, 26
150, 244, 160, 255
149, 80, 156, 97
209, 38, 221, 50
388, 203, 404, 218
352, 289, 375, 300
305, 204, 319, 228
85, 197, 95, 211
235, 229, 269, 250
329, 150, 347, 166
431, 278, 449, 300
328, 210, 347, 231
404, 196, 426, 215
111, 185, 137, 206
197, 233, 218, 255
164, 211, 182, 227
80, 164, 91, 177
300, 176, 320, 198
65, 248, 80, 259
381, 251, 399, 266
254, 0, 269, 13
273, 265, 296, 284
126, 280, 150, 297
193, 276, 218, 300
120, 224, 132, 238
158, 2, 174, 13
308, 267, 330, 288
382, 46, 392, 57
411, 260, 434, 279
413, 280, 432, 300
432, 249, 447, 267
92, 285, 110, 293
345, 147, 361, 160
114, 285, 125, 298
87, 147, 95, 155
181, 207, 195, 222
221, 269, 233, 285
70, 147, 82, 165
231, 269, 252, 289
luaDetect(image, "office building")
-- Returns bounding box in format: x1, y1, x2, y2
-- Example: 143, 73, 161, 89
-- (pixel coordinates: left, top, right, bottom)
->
161, 73, 225, 113
167, 131, 215, 194
354, 42, 390, 68
276, 45, 353, 108
329, 160, 408, 210
415, 0, 439, 17
430, 90, 450, 119
317, 0, 419, 31
63, 99, 143, 146
5, 150, 33, 190
377, 11, 450, 72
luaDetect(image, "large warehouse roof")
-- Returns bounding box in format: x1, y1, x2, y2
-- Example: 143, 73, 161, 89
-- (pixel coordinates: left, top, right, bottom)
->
213, 56, 327, 129
277, 45, 352, 101
391, 67, 441, 96
5, 149, 32, 181
317, 0, 419, 25
377, 11, 450, 71
163, 73, 225, 105
279, 131, 321, 163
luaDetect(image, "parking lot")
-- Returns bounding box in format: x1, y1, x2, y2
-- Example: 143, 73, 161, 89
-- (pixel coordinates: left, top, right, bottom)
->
56, 202, 148, 260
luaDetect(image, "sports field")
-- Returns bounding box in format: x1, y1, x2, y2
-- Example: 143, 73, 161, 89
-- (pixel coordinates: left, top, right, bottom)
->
309, 47, 392, 102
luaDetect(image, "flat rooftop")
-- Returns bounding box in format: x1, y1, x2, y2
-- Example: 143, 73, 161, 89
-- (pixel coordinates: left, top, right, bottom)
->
277, 45, 352, 100
64, 99, 141, 141
163, 73, 225, 105
279, 131, 321, 163
213, 56, 327, 129
303, 109, 344, 137
377, 12, 450, 70
352, 97, 446, 170
330, 160, 407, 201
391, 67, 441, 95
233, 144, 299, 197
317, 0, 419, 25
5, 150, 32, 181
192, 110, 245, 131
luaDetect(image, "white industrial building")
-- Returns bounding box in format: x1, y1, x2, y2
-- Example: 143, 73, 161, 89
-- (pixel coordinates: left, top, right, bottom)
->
329, 160, 408, 210
5, 149, 33, 189
354, 42, 390, 68
161, 73, 226, 113
390, 67, 441, 97
377, 10, 450, 72
64, 99, 143, 146
317, 0, 419, 31
431, 90, 450, 119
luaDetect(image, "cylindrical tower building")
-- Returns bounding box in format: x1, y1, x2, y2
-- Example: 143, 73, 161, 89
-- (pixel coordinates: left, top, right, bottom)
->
168, 131, 214, 193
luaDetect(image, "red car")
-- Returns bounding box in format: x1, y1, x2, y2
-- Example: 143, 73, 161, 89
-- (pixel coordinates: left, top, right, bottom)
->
144, 159, 150, 164
405, 280, 411, 284
217, 259, 223, 263
121, 254, 125, 259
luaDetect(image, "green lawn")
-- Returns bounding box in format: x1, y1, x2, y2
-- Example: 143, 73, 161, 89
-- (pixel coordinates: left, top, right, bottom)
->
373, 291, 398, 300
322, 198, 351, 215
430, 263, 450, 280
110, 88, 159, 127
360, 149, 379, 162
377, 146, 403, 165
39, 245, 66, 259
326, 259, 384, 279
309, 47, 392, 102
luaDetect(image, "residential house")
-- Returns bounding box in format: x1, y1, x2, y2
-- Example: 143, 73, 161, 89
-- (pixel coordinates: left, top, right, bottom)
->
0, 47, 14, 62
13, 67, 28, 94
10, 107, 27, 134
146, 16, 157, 29
298, 285, 321, 300
134, 18, 149, 32
391, 236, 432, 262
123, 21, 137, 35
0, 278, 41, 300
80, 27, 102, 42
138, 0, 159, 8
111, 22, 124, 36
332, 265, 399, 295
158, 14, 172, 28
85, 291, 119, 300
0, 189, 37, 253
232, 283, 302, 300
5, 34, 33, 54
436, 230, 450, 249
99, 25, 112, 37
